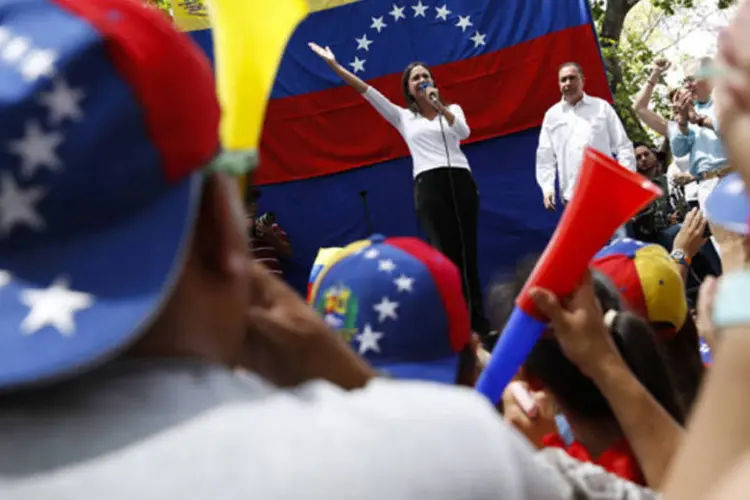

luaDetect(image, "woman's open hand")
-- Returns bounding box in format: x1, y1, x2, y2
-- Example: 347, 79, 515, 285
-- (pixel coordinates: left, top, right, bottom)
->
308, 42, 336, 65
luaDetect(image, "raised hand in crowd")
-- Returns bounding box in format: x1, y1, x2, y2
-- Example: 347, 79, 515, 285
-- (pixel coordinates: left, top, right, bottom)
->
529, 271, 621, 377
530, 271, 684, 488
673, 89, 694, 132
651, 58, 671, 81
672, 208, 708, 279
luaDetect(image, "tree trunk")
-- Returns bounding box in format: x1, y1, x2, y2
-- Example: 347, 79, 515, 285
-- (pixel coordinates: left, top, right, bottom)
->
599, 0, 642, 93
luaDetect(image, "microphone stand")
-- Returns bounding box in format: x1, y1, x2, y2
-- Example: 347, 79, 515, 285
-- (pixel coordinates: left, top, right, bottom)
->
360, 190, 374, 236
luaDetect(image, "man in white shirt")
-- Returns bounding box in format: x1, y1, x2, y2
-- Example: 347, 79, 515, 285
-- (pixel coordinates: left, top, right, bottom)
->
536, 62, 636, 210
0, 2, 561, 499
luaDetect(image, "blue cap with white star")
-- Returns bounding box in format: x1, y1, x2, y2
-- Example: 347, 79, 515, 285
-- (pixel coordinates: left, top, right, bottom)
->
704, 172, 749, 235
0, 0, 220, 391
309, 236, 471, 384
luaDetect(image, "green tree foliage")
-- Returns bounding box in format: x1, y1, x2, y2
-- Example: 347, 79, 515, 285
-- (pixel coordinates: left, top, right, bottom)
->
591, 0, 736, 144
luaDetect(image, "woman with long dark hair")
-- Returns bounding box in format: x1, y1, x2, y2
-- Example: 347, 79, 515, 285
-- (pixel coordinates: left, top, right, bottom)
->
308, 42, 490, 336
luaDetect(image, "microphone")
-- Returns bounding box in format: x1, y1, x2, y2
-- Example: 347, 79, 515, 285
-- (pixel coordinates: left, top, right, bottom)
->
419, 81, 439, 104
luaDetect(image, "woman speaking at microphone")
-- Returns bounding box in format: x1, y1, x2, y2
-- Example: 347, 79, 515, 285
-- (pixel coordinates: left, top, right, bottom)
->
309, 42, 490, 337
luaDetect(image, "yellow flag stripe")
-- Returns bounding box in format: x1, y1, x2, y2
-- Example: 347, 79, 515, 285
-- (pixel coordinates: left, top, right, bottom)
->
205, 0, 307, 153
174, 0, 359, 32
308, 0, 360, 13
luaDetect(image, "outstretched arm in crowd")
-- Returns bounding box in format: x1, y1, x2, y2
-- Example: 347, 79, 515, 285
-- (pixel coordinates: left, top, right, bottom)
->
632, 60, 671, 137
531, 271, 684, 489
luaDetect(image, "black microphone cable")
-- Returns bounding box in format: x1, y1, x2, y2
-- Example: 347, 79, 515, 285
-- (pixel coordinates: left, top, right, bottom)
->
436, 99, 474, 323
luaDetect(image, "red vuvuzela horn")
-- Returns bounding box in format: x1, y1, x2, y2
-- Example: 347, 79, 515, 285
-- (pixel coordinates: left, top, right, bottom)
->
476, 147, 663, 403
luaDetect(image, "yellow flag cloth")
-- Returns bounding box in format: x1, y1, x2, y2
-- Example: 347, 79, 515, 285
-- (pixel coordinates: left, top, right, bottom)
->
172, 0, 212, 32
204, 0, 308, 153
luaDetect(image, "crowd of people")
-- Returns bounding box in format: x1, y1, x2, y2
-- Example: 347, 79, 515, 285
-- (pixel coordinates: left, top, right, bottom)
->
3, 0, 750, 499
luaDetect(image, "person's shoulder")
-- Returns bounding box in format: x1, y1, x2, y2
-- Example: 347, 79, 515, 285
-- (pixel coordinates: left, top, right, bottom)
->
296, 379, 560, 497
219, 378, 560, 498
543, 101, 567, 123
545, 100, 564, 115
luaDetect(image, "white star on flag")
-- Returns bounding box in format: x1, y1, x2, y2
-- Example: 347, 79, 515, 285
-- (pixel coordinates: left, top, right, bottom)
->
394, 274, 414, 293
20, 277, 94, 336
470, 31, 487, 47
39, 79, 85, 125
356, 324, 383, 354
378, 259, 396, 273
349, 56, 366, 73
371, 16, 387, 33
364, 248, 379, 259
435, 4, 451, 20
456, 15, 473, 32
389, 4, 406, 21
8, 121, 64, 178
412, 0, 428, 17
373, 296, 399, 322
0, 270, 11, 289
2, 36, 29, 63
355, 34, 373, 51
0, 172, 46, 236
20, 49, 57, 81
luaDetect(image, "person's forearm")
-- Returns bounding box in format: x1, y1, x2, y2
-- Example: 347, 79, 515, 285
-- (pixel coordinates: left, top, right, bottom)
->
591, 354, 684, 489
328, 61, 368, 94
663, 327, 750, 500
633, 77, 657, 111
691, 114, 715, 131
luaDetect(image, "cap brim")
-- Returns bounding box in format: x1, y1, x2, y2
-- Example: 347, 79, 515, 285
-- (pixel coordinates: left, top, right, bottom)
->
376, 355, 460, 384
704, 173, 749, 235
0, 172, 202, 391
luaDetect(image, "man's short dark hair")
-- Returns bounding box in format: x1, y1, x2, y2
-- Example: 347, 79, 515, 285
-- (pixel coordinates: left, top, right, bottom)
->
633, 141, 668, 170
558, 61, 584, 78
632, 141, 654, 151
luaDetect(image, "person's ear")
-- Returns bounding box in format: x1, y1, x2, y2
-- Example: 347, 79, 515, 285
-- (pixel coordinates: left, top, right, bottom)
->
192, 173, 248, 279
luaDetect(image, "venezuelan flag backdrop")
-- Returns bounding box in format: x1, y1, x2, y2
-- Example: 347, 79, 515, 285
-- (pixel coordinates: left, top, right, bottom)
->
177, 0, 612, 297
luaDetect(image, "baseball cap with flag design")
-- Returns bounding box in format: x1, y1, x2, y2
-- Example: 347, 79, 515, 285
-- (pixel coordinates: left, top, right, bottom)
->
592, 238, 687, 335
308, 235, 470, 384
0, 0, 240, 391
704, 172, 749, 235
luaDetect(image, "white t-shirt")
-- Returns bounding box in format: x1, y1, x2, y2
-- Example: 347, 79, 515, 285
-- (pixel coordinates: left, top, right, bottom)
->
363, 86, 472, 178
0, 360, 561, 500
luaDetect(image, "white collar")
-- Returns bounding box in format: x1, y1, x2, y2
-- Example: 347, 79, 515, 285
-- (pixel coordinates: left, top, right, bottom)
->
561, 92, 589, 109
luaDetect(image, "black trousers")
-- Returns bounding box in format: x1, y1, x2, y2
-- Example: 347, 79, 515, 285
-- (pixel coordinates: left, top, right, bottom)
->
414, 167, 491, 336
